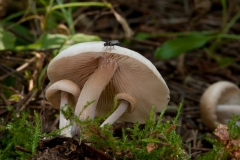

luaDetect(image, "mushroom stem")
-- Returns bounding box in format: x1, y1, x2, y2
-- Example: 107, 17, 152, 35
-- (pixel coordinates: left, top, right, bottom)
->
100, 93, 136, 127
100, 100, 129, 127
216, 104, 240, 122
74, 57, 118, 120
59, 91, 71, 136
45, 79, 81, 137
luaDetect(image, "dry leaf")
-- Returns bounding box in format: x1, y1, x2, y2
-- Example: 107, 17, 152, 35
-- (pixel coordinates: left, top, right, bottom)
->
214, 124, 229, 141
146, 143, 157, 153
232, 139, 240, 147
57, 24, 70, 35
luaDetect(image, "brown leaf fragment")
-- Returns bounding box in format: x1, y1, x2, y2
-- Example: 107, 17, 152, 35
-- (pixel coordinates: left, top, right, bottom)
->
214, 125, 240, 159
164, 124, 177, 134
230, 148, 240, 160
232, 139, 240, 147
146, 143, 157, 153
214, 124, 229, 141
57, 24, 70, 35
229, 139, 240, 159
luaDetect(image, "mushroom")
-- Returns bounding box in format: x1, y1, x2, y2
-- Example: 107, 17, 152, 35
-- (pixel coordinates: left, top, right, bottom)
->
100, 93, 136, 127
200, 81, 240, 130
46, 41, 169, 135
45, 79, 81, 137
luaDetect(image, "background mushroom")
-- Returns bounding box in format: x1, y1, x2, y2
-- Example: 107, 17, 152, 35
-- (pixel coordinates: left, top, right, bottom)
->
200, 81, 240, 130
47, 41, 169, 135
45, 79, 81, 137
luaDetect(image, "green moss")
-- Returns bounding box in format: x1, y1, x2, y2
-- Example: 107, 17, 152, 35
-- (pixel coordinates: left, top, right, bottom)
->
0, 111, 41, 160
228, 114, 240, 139
2, 102, 240, 159
75, 101, 190, 159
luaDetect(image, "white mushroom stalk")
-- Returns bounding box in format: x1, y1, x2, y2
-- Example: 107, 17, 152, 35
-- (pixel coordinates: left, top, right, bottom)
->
100, 93, 136, 127
59, 92, 70, 134
74, 57, 118, 120
216, 105, 240, 124
45, 80, 81, 137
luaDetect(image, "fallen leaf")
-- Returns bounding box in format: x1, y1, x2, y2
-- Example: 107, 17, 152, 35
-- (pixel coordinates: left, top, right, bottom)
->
232, 139, 240, 147
214, 124, 229, 141
146, 143, 157, 153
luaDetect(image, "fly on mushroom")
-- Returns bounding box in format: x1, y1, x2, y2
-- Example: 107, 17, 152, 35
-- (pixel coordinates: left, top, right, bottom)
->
104, 40, 120, 50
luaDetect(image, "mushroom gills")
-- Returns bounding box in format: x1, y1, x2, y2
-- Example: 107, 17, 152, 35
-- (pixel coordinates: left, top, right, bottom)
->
71, 57, 118, 136
74, 57, 118, 120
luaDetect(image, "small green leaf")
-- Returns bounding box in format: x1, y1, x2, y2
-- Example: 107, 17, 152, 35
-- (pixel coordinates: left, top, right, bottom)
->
154, 35, 214, 60
0, 27, 16, 50
38, 33, 67, 49
16, 33, 100, 51
217, 57, 234, 67
16, 33, 67, 50
9, 94, 21, 102
135, 32, 154, 40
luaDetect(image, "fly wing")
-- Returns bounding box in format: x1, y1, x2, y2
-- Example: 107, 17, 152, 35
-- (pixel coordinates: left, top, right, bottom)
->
110, 40, 120, 45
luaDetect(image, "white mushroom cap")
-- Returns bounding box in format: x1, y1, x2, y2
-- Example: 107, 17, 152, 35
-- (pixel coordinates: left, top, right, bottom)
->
47, 41, 169, 123
200, 81, 240, 130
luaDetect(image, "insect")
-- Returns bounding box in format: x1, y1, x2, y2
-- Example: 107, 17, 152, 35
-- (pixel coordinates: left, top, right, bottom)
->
103, 40, 120, 50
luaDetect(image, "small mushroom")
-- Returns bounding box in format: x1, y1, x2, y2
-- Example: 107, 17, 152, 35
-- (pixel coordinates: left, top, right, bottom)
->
200, 81, 240, 130
47, 41, 169, 135
100, 93, 136, 127
45, 79, 81, 137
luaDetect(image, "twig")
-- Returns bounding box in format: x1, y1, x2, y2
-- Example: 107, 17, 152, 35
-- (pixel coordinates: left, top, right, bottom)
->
110, 6, 134, 38
103, 0, 134, 38
15, 145, 32, 154
19, 90, 37, 111
0, 57, 36, 81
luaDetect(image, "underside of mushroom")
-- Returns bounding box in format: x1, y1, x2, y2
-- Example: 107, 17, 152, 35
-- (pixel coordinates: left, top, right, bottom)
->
74, 57, 118, 119
46, 42, 170, 137
71, 57, 118, 135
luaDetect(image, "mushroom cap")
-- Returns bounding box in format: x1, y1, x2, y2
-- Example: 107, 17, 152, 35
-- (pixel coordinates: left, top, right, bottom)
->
47, 41, 169, 123
45, 79, 81, 108
200, 81, 240, 130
